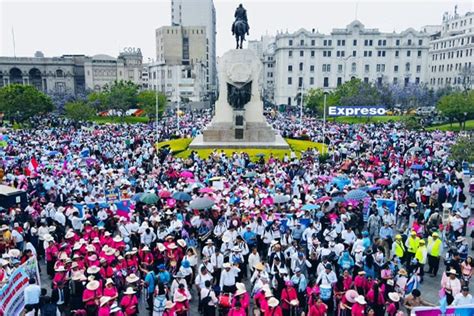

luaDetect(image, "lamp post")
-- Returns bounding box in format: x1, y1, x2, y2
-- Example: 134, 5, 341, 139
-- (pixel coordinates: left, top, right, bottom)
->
322, 91, 328, 154
464, 112, 467, 130
299, 85, 304, 134
176, 66, 180, 133
154, 65, 159, 143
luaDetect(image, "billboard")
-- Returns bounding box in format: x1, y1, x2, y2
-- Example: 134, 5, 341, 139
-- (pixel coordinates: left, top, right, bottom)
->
328, 106, 387, 116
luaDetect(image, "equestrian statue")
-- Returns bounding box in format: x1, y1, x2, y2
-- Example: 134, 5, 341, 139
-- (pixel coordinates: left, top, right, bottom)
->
231, 3, 250, 49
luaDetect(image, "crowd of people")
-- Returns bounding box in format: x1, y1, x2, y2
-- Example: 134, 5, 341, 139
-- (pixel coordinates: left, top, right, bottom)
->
0, 110, 472, 316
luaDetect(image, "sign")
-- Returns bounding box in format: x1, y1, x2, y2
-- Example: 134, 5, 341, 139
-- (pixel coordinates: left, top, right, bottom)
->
0, 257, 40, 315
412, 305, 474, 316
376, 198, 397, 215
105, 188, 121, 202
328, 106, 387, 116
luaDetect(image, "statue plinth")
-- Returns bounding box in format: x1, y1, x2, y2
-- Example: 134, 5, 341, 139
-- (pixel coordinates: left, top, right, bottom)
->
189, 49, 289, 149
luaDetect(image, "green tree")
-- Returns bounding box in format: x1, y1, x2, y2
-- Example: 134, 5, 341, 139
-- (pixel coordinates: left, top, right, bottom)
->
0, 84, 53, 121
137, 90, 167, 117
304, 88, 336, 116
107, 80, 139, 114
64, 101, 96, 121
450, 136, 474, 163
87, 91, 109, 111
437, 91, 474, 128
333, 78, 381, 106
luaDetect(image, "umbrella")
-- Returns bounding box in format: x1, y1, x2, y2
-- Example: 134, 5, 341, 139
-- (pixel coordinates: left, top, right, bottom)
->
345, 189, 368, 201
243, 172, 258, 178
363, 172, 374, 179
411, 164, 424, 170
367, 186, 381, 192
302, 204, 319, 211
199, 187, 214, 194
273, 194, 290, 204
333, 196, 347, 203
172, 191, 192, 201
189, 197, 215, 210
316, 196, 331, 203
376, 178, 391, 186
159, 190, 171, 198
139, 192, 159, 204
209, 176, 224, 181
407, 146, 423, 154
48, 150, 60, 156
255, 153, 265, 157
132, 193, 143, 202
180, 171, 194, 178
332, 177, 351, 190
247, 162, 256, 168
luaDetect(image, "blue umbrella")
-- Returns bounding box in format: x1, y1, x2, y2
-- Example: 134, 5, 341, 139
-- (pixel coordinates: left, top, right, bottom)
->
172, 191, 192, 201
132, 193, 143, 202
411, 164, 424, 170
189, 197, 215, 210
302, 204, 319, 211
333, 196, 347, 203
48, 150, 60, 156
345, 189, 369, 201
367, 186, 382, 192
332, 177, 351, 190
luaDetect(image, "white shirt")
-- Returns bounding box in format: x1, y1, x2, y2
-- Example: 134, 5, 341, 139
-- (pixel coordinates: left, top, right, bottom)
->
219, 267, 240, 289
24, 284, 41, 304
316, 270, 337, 286
54, 212, 66, 226
195, 272, 213, 289
452, 293, 473, 306
248, 253, 261, 271
341, 229, 356, 245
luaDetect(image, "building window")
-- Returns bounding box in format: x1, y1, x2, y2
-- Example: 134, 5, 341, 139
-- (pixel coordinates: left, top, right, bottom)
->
393, 77, 398, 84
415, 77, 420, 84
352, 51, 356, 57
300, 50, 304, 57
351, 62, 356, 72
353, 39, 357, 46
416, 65, 421, 73
299, 63, 303, 71
298, 77, 303, 87
338, 64, 343, 72
364, 77, 369, 83
310, 65, 315, 72
365, 64, 370, 72
310, 77, 314, 85
394, 65, 399, 72
289, 51, 293, 57
323, 77, 329, 87
395, 51, 399, 57
289, 39, 293, 46
418, 39, 423, 45
417, 50, 422, 57
56, 69, 63, 77
288, 65, 293, 72
377, 77, 383, 84
404, 77, 409, 86
405, 63, 410, 72
300, 39, 304, 45
337, 77, 342, 86
396, 39, 400, 46
288, 77, 292, 85
311, 51, 315, 57
408, 39, 412, 45
288, 97, 291, 105
407, 50, 411, 57
311, 39, 315, 46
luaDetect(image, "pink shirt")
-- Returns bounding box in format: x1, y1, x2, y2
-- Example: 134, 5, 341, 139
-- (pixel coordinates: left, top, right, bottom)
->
351, 303, 365, 316
98, 306, 110, 316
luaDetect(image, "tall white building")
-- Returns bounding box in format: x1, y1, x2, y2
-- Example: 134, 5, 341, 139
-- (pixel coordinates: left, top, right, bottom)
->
428, 9, 473, 89
259, 21, 430, 106
248, 36, 276, 101
171, 0, 217, 94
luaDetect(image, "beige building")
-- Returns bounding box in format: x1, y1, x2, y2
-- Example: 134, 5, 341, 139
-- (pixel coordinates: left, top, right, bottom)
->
155, 26, 207, 66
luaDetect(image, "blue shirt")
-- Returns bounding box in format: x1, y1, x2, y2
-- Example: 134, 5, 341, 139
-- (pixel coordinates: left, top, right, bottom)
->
243, 231, 257, 246
145, 271, 155, 293
379, 226, 393, 240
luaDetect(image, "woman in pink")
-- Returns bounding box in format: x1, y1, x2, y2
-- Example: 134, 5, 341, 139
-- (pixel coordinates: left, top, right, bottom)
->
45, 240, 58, 277
232, 283, 250, 311
281, 281, 298, 315
228, 301, 246, 316
52, 267, 67, 288
386, 292, 400, 316
461, 256, 473, 285
308, 297, 328, 316
98, 296, 112, 316
83, 280, 101, 316
253, 287, 270, 314
354, 271, 366, 295
103, 278, 118, 300
162, 301, 176, 316
342, 270, 353, 290
120, 287, 138, 316
351, 296, 366, 316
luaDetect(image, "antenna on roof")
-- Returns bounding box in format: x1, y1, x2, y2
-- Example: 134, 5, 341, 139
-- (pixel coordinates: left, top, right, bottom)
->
11, 27, 16, 57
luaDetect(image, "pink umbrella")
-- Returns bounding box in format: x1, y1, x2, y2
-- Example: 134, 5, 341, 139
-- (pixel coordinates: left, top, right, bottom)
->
159, 190, 171, 198
262, 197, 273, 206
316, 196, 331, 203
180, 170, 193, 178
376, 178, 391, 186
363, 172, 374, 179
166, 198, 176, 208
199, 187, 214, 194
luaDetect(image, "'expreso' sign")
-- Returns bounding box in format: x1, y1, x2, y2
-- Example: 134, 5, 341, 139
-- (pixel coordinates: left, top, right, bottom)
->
328, 106, 387, 116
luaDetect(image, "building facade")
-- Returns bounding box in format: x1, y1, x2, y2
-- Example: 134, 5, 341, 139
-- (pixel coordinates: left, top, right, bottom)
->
428, 10, 473, 89
171, 0, 217, 92
0, 55, 85, 94
248, 36, 276, 101
148, 62, 207, 103
84, 48, 143, 91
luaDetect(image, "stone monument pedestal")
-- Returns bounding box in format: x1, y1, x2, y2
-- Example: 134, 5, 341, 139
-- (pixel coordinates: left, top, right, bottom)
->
189, 49, 289, 150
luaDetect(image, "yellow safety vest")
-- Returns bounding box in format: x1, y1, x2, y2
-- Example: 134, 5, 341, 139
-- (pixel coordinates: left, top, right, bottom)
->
395, 241, 405, 258
415, 245, 427, 264
407, 237, 419, 254
429, 238, 442, 257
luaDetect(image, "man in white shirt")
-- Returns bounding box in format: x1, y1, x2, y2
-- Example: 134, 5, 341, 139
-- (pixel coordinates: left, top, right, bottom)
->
452, 286, 473, 306
316, 264, 337, 286
24, 278, 41, 314
341, 226, 356, 245
219, 262, 240, 293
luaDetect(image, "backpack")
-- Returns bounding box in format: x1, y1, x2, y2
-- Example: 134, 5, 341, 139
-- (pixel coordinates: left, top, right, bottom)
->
41, 303, 57, 316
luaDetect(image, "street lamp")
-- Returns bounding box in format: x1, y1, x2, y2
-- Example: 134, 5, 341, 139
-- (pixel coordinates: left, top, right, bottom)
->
322, 91, 329, 154
464, 112, 467, 130
299, 85, 304, 134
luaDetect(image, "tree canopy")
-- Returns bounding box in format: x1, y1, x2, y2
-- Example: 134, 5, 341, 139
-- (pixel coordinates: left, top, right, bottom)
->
64, 101, 96, 121
450, 136, 474, 163
0, 84, 53, 121
437, 90, 474, 127
137, 90, 167, 117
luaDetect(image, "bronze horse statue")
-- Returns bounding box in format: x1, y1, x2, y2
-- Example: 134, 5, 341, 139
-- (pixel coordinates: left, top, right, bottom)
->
233, 20, 248, 49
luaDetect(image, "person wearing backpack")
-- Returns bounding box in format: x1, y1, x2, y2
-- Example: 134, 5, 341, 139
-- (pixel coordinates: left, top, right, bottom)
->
200, 280, 217, 315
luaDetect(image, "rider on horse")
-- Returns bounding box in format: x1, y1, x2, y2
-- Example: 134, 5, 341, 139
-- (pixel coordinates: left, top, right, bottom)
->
232, 3, 249, 35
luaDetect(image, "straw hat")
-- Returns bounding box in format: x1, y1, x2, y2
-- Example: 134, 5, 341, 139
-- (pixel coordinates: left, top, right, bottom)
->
100, 296, 111, 306
87, 266, 100, 274
235, 283, 247, 295
56, 266, 66, 272
71, 272, 87, 281
268, 297, 279, 307
113, 236, 123, 242
223, 262, 232, 269
86, 280, 100, 291
398, 269, 408, 276
168, 243, 177, 249
357, 271, 366, 275
123, 287, 136, 295
388, 292, 400, 302
432, 232, 439, 237
448, 269, 457, 275
165, 301, 175, 309
65, 231, 75, 239
126, 273, 139, 283
345, 290, 358, 303
174, 293, 187, 302
105, 278, 114, 285
8, 249, 21, 258
177, 239, 187, 248
254, 262, 265, 271
355, 296, 367, 305
110, 303, 121, 313
59, 253, 68, 261
157, 243, 166, 252
142, 246, 150, 252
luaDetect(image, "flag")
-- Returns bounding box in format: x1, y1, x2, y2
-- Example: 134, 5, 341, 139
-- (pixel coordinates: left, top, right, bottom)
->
80, 148, 90, 158
25, 157, 39, 176
115, 200, 131, 218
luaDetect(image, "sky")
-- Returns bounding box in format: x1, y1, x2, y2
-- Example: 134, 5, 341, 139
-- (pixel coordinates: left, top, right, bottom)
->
0, 0, 472, 61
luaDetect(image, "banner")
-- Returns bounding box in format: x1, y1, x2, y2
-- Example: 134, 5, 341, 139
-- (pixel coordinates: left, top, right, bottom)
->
74, 200, 132, 218
412, 305, 474, 316
0, 257, 40, 315
328, 106, 387, 116
376, 198, 397, 215
105, 188, 121, 202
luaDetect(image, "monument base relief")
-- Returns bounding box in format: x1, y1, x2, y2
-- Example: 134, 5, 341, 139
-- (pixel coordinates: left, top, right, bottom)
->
189, 49, 289, 149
